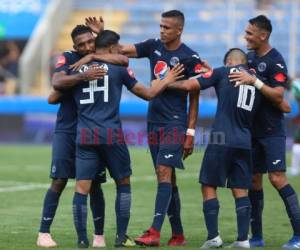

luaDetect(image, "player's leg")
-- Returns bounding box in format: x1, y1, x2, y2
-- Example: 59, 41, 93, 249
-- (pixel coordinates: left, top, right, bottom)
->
37, 133, 75, 248
199, 144, 228, 249
90, 179, 105, 248
167, 171, 186, 246
227, 148, 252, 249
99, 143, 135, 247
249, 138, 265, 247
135, 124, 185, 246
135, 165, 172, 246
264, 137, 300, 248
73, 144, 100, 248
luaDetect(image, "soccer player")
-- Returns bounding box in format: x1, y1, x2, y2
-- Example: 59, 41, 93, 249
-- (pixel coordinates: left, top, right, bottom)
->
37, 25, 128, 248
120, 10, 203, 246
229, 15, 300, 249
168, 48, 261, 248
52, 29, 184, 248
72, 12, 202, 246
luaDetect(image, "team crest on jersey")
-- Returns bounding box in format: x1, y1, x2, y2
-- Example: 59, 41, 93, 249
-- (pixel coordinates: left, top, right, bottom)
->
154, 61, 169, 79
258, 62, 267, 72
170, 56, 179, 66
55, 55, 66, 68
127, 68, 136, 79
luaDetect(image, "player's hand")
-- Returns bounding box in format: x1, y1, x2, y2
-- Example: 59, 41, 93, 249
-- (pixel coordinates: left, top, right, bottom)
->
163, 63, 185, 84
81, 65, 107, 81
70, 54, 94, 71
183, 134, 194, 160
85, 16, 104, 34
201, 60, 212, 73
229, 70, 256, 87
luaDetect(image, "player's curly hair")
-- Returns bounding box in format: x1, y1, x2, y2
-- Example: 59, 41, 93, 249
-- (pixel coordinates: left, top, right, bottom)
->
249, 15, 272, 33
71, 25, 93, 42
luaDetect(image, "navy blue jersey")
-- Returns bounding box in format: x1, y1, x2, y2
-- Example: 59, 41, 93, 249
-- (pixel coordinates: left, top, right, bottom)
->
247, 48, 287, 137
53, 51, 79, 134
72, 61, 137, 145
197, 65, 261, 149
135, 38, 202, 125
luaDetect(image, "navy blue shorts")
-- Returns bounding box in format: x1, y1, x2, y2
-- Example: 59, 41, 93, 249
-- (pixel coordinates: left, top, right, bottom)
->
51, 133, 106, 183
76, 143, 131, 181
252, 136, 286, 174
50, 133, 76, 179
199, 144, 252, 189
147, 123, 186, 169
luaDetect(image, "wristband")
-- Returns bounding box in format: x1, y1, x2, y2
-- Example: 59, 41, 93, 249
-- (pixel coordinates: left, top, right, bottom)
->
254, 78, 264, 90
186, 128, 195, 136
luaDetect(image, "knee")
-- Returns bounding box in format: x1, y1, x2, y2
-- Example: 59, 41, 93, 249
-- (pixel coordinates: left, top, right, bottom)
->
268, 172, 288, 189
251, 174, 263, 190
75, 180, 92, 194
156, 166, 172, 183
116, 176, 130, 185
50, 178, 68, 193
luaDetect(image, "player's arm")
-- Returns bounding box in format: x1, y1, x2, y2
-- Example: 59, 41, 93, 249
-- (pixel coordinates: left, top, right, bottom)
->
69, 53, 129, 71
277, 99, 291, 113
52, 67, 106, 90
131, 64, 184, 100
120, 44, 138, 58
229, 70, 284, 105
48, 89, 63, 104
183, 91, 199, 159
168, 78, 201, 91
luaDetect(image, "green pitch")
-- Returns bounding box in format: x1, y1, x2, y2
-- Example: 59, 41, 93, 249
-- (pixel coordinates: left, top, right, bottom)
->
0, 145, 297, 249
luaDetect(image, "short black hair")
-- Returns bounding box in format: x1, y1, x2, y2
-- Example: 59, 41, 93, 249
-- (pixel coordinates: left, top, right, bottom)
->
249, 15, 272, 33
223, 48, 247, 65
71, 25, 93, 42
95, 30, 120, 49
161, 10, 185, 26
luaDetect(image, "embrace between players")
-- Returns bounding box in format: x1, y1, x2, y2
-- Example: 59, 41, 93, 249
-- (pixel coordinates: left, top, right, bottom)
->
37, 10, 300, 249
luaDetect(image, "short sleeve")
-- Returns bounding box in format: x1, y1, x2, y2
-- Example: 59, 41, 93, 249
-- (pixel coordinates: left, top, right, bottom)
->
54, 52, 72, 73
182, 54, 203, 78
268, 61, 288, 88
196, 67, 221, 90
134, 39, 158, 58
121, 67, 138, 90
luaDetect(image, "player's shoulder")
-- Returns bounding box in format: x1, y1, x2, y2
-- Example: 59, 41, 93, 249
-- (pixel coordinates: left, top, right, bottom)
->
181, 43, 199, 56
265, 48, 287, 72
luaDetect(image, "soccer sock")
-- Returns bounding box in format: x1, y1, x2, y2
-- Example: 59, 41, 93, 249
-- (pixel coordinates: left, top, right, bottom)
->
291, 144, 300, 174
39, 189, 61, 233
235, 196, 251, 241
203, 198, 219, 240
167, 186, 184, 235
72, 192, 88, 242
278, 184, 300, 236
151, 182, 172, 232
249, 189, 264, 239
90, 188, 105, 235
115, 184, 131, 240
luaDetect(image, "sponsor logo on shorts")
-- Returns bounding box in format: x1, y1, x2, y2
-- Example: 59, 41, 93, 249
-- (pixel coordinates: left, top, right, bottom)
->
164, 154, 174, 159
272, 159, 281, 165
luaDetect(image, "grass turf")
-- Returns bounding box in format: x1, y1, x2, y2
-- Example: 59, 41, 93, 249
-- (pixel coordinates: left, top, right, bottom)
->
0, 145, 297, 249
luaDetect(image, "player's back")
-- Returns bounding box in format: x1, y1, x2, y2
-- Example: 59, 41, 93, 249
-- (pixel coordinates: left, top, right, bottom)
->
72, 61, 137, 144
199, 65, 261, 149
247, 48, 287, 137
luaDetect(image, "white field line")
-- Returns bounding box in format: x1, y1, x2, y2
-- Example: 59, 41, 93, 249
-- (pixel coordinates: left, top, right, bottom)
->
0, 172, 198, 193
